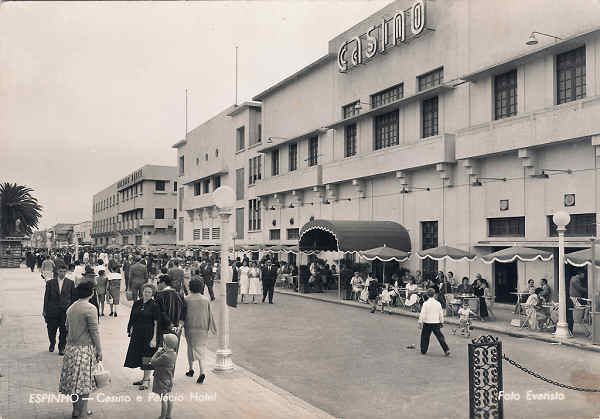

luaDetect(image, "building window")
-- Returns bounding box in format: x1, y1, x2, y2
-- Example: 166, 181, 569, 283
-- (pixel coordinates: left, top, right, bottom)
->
179, 156, 184, 176
236, 126, 245, 151
269, 229, 281, 241
135, 235, 142, 245
215, 149, 219, 157
155, 208, 165, 219
173, 209, 177, 219
287, 228, 299, 240
211, 228, 221, 240
494, 70, 517, 120
236, 208, 244, 239
249, 156, 261, 185
193, 229, 201, 241
308, 136, 318, 167
178, 217, 184, 241
155, 181, 166, 192
258, 124, 262, 142
488, 217, 525, 237
344, 124, 357, 157
272, 149, 280, 176
342, 101, 359, 119
173, 181, 178, 192
194, 182, 201, 196
236, 168, 245, 200
557, 46, 586, 105
213, 175, 221, 190
289, 143, 297, 172
418, 67, 444, 91
203, 179, 210, 194
421, 221, 439, 281
422, 96, 439, 138
549, 213, 595, 237
371, 83, 403, 108
248, 199, 261, 231
374, 110, 399, 150
202, 228, 210, 240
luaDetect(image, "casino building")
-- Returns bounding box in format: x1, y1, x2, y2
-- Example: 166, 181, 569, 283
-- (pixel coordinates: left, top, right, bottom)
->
177, 0, 600, 302
91, 165, 178, 247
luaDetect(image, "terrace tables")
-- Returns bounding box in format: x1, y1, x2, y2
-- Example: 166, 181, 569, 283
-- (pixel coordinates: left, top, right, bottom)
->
511, 292, 530, 315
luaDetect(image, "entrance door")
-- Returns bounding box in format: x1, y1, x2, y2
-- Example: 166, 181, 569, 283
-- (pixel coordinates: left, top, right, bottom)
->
421, 221, 438, 281
494, 260, 518, 303
565, 247, 588, 298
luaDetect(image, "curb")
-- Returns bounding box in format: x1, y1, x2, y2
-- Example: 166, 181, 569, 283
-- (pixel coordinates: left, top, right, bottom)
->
275, 289, 600, 354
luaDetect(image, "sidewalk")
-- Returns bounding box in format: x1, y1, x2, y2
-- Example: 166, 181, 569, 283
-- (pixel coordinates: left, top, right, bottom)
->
275, 287, 600, 354
0, 268, 334, 419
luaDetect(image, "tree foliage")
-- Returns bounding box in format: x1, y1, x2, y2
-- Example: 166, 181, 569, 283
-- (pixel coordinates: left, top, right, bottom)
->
0, 182, 43, 237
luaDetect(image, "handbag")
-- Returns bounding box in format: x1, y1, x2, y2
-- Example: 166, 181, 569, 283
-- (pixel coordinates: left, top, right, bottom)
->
93, 362, 111, 388
141, 356, 154, 370
106, 293, 113, 304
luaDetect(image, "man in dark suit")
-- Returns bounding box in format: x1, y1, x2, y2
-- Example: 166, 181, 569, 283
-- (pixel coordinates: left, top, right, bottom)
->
129, 258, 149, 301
43, 259, 77, 355
261, 259, 278, 304
200, 260, 215, 301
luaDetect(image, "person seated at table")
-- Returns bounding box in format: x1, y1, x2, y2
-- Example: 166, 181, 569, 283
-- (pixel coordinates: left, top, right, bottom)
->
350, 272, 364, 301
527, 279, 536, 294
379, 283, 392, 314
539, 278, 552, 303
523, 287, 547, 330
472, 278, 489, 321
388, 273, 401, 306
447, 271, 457, 290
405, 277, 420, 311
456, 277, 473, 294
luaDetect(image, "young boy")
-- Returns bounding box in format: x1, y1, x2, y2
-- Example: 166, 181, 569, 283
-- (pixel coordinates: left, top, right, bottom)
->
456, 301, 476, 337
151, 333, 179, 419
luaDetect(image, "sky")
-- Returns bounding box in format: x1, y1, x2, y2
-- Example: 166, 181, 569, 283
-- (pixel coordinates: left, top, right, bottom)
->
0, 0, 389, 230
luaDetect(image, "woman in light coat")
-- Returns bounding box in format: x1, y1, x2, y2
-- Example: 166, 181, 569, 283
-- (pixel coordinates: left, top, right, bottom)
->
183, 279, 216, 384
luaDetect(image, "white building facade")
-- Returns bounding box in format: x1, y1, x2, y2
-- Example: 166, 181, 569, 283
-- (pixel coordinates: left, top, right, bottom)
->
91, 165, 178, 247
177, 0, 600, 302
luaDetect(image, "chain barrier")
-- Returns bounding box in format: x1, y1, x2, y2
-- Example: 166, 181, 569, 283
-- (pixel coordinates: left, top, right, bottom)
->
502, 354, 600, 393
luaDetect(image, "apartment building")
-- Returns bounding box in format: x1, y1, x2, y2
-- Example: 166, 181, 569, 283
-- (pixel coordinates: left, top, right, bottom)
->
91, 165, 178, 247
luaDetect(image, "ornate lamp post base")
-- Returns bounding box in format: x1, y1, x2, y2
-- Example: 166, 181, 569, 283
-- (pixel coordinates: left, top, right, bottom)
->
214, 349, 234, 373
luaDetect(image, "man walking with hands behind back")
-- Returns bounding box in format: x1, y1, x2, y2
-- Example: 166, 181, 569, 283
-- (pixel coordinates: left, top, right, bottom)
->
261, 260, 278, 304
418, 288, 450, 356
43, 259, 77, 355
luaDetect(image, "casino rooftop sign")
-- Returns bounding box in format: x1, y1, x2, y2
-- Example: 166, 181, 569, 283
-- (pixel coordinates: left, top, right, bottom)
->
338, 0, 425, 73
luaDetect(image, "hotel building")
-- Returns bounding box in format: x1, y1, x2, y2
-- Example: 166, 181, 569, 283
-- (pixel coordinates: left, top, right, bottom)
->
91, 165, 178, 247
178, 0, 600, 303
173, 102, 263, 247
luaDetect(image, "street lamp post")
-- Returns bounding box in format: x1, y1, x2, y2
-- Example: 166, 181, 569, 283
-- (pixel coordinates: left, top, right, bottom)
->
213, 186, 235, 372
553, 211, 571, 339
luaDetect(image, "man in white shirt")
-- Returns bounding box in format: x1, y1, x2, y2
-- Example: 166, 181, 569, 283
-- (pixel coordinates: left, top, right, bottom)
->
418, 288, 450, 356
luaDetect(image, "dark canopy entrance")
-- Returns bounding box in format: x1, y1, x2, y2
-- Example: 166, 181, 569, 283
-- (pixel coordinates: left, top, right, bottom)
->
299, 219, 411, 253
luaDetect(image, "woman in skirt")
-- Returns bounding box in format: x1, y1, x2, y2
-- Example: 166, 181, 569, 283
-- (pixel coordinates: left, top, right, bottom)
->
107, 264, 122, 317
248, 261, 261, 304
124, 283, 160, 390
238, 259, 250, 303
59, 282, 103, 418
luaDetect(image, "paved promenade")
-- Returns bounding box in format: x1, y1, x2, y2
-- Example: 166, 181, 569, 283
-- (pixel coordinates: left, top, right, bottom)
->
0, 268, 332, 419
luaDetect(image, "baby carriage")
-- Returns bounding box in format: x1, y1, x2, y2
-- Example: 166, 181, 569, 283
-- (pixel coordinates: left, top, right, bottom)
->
451, 305, 474, 338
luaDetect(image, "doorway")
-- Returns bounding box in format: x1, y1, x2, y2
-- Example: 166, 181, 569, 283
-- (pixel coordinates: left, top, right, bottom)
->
494, 260, 518, 303
565, 247, 588, 298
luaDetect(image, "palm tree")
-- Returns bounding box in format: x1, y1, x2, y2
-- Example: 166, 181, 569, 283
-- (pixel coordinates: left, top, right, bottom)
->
0, 182, 43, 237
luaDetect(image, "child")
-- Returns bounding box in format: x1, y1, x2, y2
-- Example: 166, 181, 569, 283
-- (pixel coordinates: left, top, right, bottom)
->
456, 302, 475, 337
96, 269, 108, 316
380, 283, 392, 314
151, 333, 179, 419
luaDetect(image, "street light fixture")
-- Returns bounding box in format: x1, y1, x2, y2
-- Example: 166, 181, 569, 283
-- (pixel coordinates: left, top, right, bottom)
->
553, 211, 571, 339
213, 185, 235, 372
525, 31, 562, 46
353, 101, 371, 112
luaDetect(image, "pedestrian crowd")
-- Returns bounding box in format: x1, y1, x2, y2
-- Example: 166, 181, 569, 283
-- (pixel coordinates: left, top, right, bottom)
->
33, 247, 221, 419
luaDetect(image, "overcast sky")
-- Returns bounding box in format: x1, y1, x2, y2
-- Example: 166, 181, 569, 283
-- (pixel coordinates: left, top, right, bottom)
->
0, 0, 388, 230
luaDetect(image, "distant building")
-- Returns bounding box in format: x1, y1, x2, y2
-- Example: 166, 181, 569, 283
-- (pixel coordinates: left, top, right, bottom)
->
91, 165, 178, 247
47, 224, 75, 248
73, 221, 92, 245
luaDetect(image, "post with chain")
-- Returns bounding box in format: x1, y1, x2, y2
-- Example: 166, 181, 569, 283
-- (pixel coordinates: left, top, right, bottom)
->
468, 335, 503, 419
